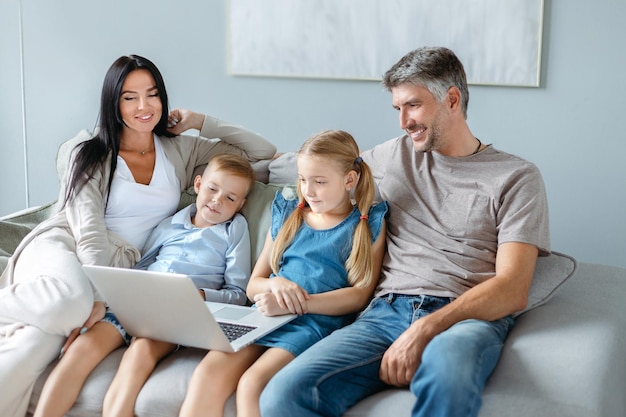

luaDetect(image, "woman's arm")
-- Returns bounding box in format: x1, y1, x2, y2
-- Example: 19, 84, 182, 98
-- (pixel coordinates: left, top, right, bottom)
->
64, 154, 111, 267
169, 108, 276, 161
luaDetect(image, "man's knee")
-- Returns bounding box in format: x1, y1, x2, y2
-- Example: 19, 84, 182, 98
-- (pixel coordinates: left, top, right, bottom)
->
410, 319, 509, 410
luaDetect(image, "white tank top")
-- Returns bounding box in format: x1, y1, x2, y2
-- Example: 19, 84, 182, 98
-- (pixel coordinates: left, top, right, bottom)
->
105, 136, 181, 249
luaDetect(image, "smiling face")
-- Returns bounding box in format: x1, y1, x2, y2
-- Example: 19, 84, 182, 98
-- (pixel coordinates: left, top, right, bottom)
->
118, 69, 162, 135
192, 165, 250, 228
392, 82, 449, 153
297, 154, 355, 216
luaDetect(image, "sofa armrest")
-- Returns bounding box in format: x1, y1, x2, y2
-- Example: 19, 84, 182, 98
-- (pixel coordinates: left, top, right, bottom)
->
480, 262, 626, 417
0, 201, 56, 263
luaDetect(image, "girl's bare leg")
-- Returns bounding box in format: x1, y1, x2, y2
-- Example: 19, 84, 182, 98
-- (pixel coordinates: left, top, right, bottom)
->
236, 347, 295, 417
103, 337, 176, 417
33, 322, 124, 417
179, 345, 265, 417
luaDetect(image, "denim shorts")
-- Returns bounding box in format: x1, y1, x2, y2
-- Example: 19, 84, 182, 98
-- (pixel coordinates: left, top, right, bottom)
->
100, 309, 132, 345
101, 309, 183, 351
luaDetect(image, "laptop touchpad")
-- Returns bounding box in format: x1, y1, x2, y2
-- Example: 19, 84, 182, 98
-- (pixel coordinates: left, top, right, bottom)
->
212, 307, 254, 320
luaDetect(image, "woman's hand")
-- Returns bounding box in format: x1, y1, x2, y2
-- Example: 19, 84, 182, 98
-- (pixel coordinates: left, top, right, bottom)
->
267, 276, 310, 315
167, 108, 205, 135
60, 301, 107, 356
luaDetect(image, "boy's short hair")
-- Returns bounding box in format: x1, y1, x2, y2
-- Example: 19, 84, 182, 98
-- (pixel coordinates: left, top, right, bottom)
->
205, 154, 256, 196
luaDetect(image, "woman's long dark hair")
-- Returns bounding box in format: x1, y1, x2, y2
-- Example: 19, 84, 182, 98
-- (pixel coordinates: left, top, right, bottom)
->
62, 54, 174, 208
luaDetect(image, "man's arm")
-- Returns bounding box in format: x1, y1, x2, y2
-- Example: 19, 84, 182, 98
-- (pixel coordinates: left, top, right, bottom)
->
379, 241, 539, 386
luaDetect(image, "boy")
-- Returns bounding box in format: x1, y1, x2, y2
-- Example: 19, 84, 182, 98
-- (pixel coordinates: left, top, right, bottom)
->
135, 153, 257, 305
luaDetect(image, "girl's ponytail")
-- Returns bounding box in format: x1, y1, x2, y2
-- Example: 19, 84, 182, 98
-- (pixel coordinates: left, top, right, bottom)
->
345, 157, 376, 287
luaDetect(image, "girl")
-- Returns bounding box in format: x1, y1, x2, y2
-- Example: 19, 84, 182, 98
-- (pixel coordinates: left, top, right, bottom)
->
178, 130, 388, 417
0, 54, 274, 417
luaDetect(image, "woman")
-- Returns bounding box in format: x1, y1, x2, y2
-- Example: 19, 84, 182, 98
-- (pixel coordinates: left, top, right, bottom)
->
0, 54, 275, 417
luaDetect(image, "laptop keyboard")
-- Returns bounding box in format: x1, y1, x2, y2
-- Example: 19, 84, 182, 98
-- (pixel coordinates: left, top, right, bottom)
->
218, 322, 257, 342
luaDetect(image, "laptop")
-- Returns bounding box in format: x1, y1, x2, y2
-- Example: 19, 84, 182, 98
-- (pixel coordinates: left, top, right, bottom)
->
83, 265, 296, 352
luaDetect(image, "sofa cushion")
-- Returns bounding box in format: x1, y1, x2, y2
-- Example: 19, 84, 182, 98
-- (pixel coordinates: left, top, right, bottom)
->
518, 251, 577, 315
268, 152, 298, 184
0, 256, 8, 274
56, 129, 93, 183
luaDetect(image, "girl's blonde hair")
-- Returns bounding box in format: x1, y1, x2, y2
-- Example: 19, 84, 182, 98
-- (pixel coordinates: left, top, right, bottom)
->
269, 130, 376, 288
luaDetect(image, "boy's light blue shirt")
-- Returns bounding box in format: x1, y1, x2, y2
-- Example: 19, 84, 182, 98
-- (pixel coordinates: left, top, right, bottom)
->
135, 204, 251, 305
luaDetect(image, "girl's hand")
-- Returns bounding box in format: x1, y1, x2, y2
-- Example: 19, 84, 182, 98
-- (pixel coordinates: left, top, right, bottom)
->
253, 292, 292, 316
167, 108, 204, 135
268, 276, 310, 315
60, 301, 107, 356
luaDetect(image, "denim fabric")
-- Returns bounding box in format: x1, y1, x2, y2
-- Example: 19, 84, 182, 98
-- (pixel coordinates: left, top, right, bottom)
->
260, 294, 514, 417
100, 310, 132, 345
256, 193, 388, 356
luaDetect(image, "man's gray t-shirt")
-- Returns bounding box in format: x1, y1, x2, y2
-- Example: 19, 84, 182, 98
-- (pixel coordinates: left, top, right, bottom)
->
361, 136, 550, 299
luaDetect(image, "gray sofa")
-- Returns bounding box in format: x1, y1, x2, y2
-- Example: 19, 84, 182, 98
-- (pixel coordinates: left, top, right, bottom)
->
1, 138, 625, 417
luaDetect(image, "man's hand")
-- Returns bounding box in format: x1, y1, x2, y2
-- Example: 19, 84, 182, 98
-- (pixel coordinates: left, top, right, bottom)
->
379, 321, 432, 387
60, 301, 107, 356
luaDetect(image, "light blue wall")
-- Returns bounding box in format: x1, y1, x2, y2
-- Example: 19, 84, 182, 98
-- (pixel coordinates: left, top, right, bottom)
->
1, 0, 625, 269
0, 0, 27, 215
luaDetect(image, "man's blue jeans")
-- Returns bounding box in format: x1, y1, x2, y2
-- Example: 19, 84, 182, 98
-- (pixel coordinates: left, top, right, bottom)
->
260, 294, 514, 417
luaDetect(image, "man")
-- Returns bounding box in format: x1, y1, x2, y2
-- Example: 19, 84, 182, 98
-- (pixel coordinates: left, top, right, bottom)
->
259, 47, 550, 417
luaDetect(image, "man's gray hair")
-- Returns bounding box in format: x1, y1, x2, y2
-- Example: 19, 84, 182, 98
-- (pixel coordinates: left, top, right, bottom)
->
382, 47, 469, 119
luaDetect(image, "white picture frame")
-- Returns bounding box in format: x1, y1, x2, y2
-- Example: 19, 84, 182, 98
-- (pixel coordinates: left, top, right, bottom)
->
228, 0, 544, 87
